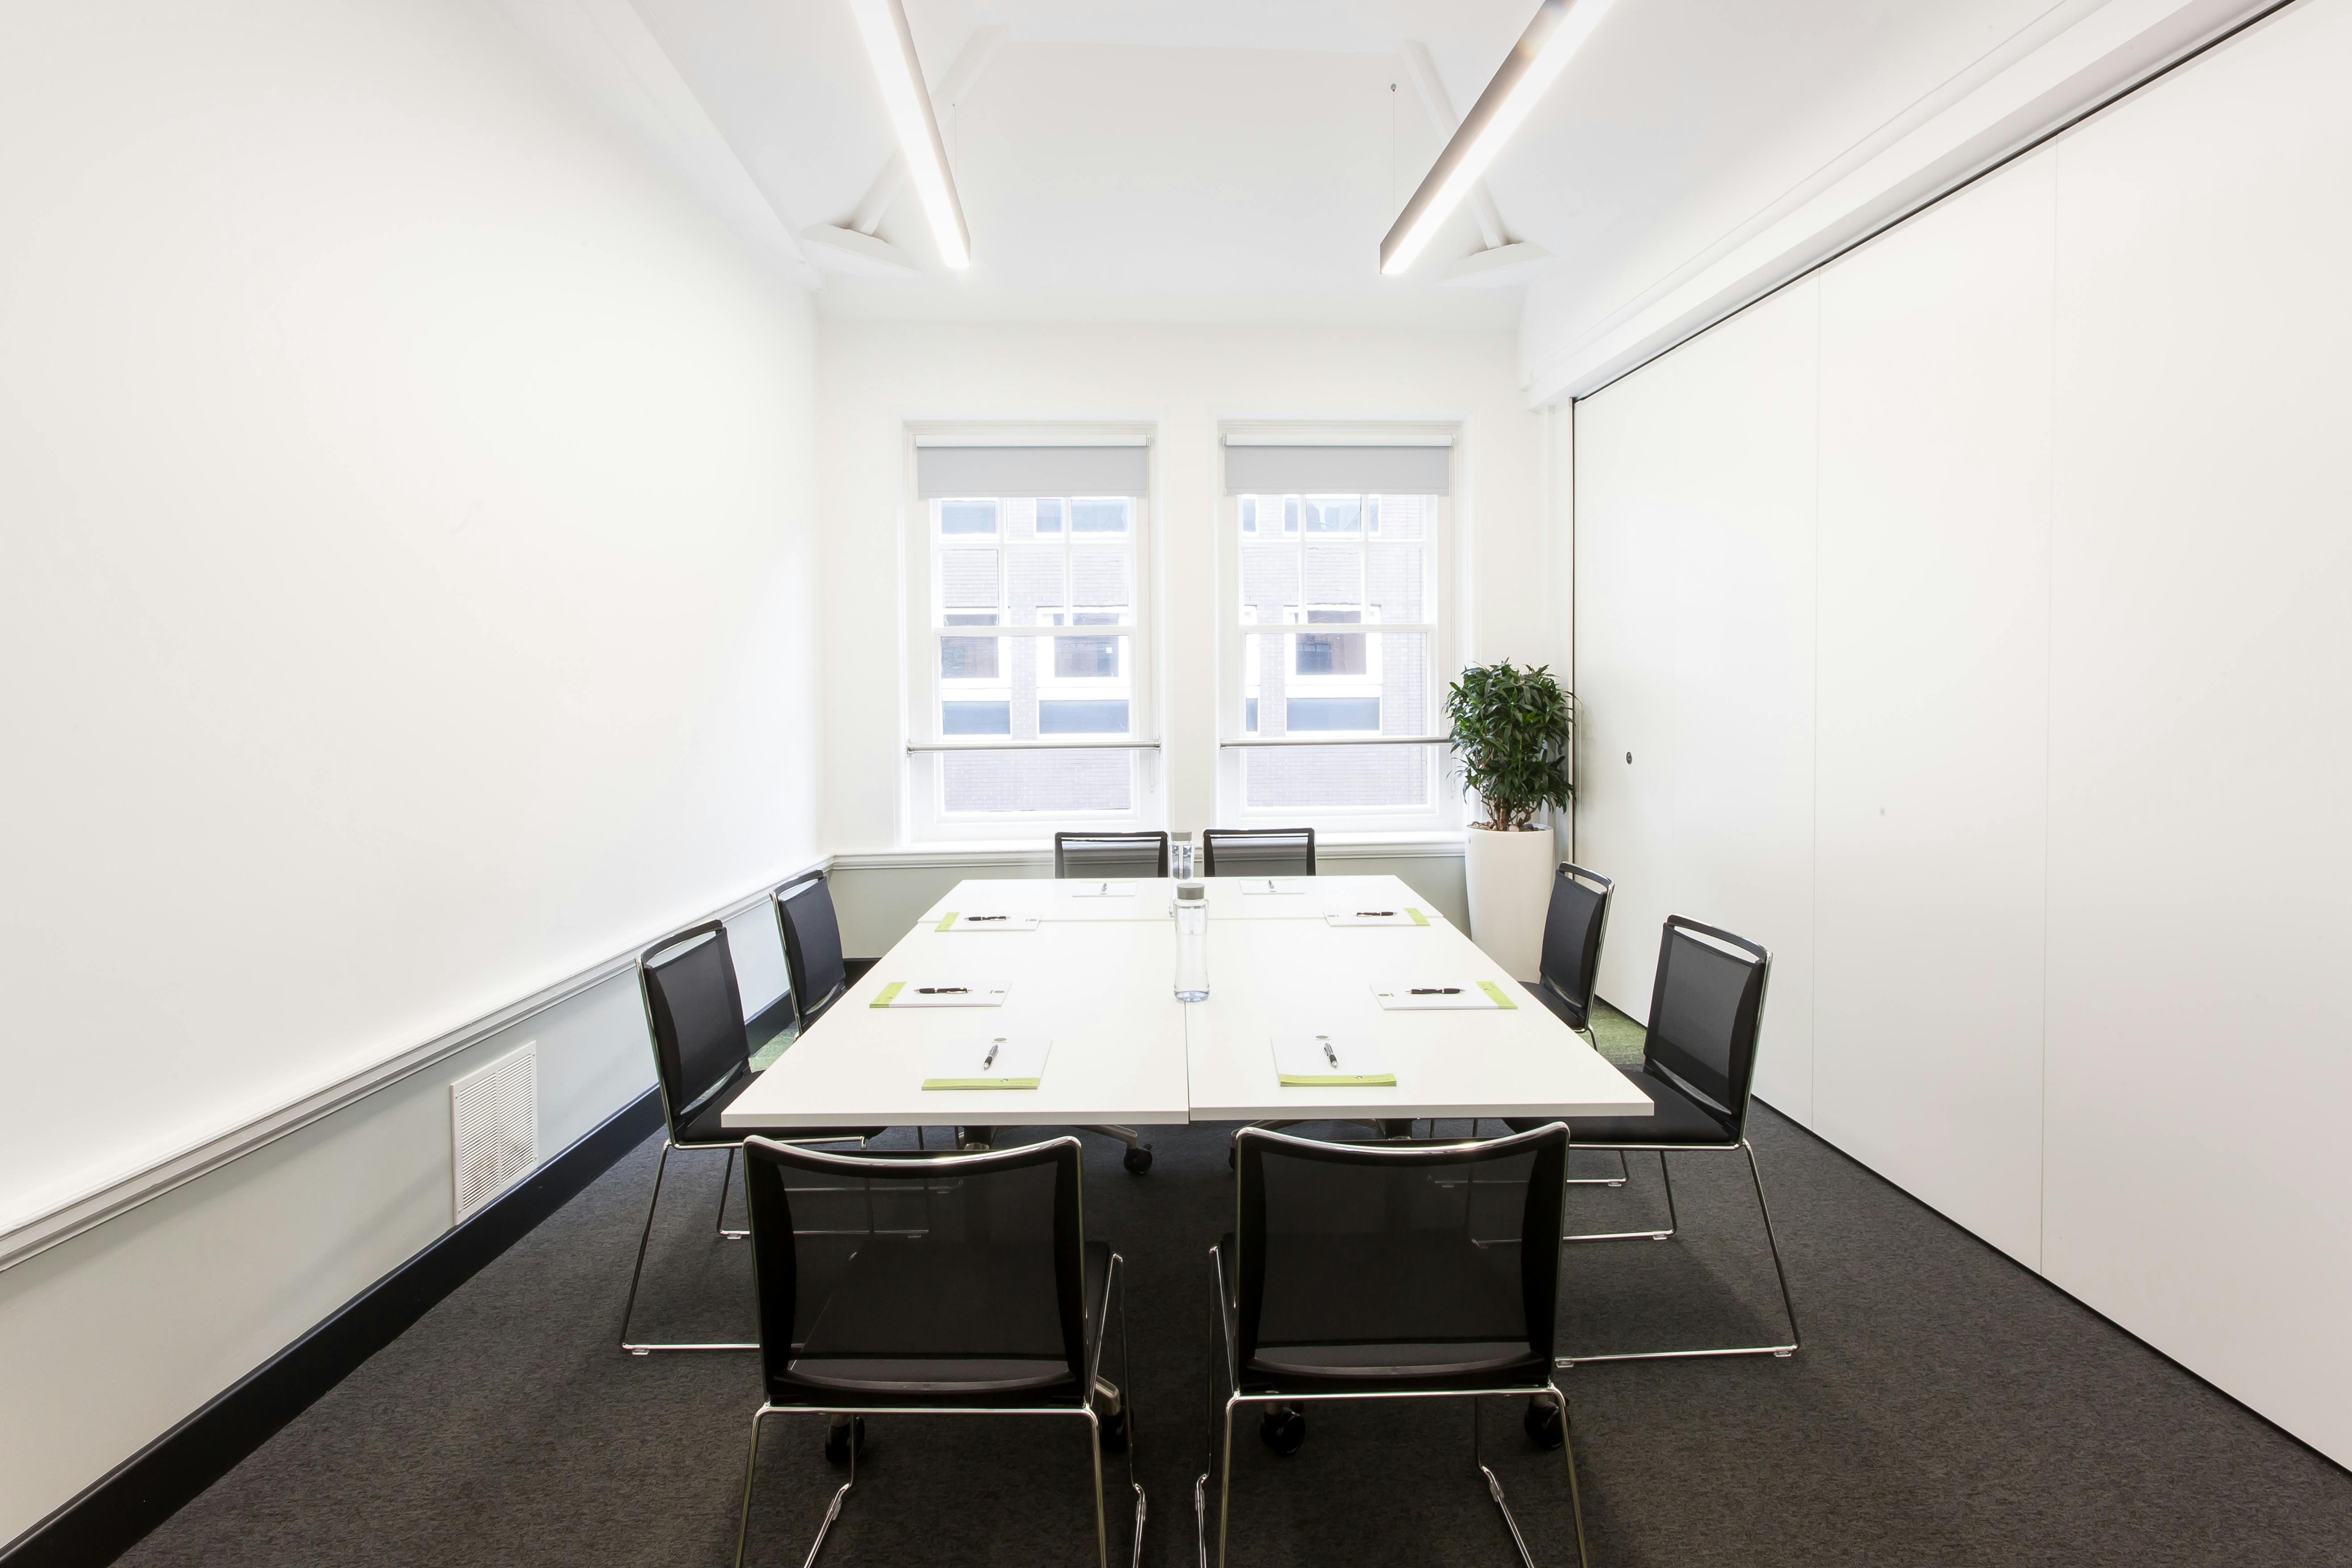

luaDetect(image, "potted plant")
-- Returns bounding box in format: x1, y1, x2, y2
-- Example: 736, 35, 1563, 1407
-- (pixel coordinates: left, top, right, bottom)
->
1444, 660, 1572, 981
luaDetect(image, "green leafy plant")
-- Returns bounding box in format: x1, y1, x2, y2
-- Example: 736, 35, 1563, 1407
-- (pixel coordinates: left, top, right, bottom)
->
1444, 660, 1573, 831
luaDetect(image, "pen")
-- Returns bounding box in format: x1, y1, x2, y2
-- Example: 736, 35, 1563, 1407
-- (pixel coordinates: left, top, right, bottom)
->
965, 914, 1007, 922
1357, 910, 1395, 917
916, 986, 967, 994
982, 1038, 1002, 1071
1409, 987, 1462, 995
1322, 1041, 1339, 1069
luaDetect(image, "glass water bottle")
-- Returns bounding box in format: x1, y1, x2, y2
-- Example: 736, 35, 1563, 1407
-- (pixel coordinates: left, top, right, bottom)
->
1172, 882, 1209, 1002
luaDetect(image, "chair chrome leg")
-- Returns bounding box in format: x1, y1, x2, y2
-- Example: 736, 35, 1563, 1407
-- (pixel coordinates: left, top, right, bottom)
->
736, 1405, 855, 1568
620, 1139, 758, 1354
1744, 1138, 1802, 1358
716, 1147, 748, 1240
733, 1405, 766, 1568
1562, 1148, 1677, 1243
1084, 1406, 1110, 1568
1556, 1141, 1800, 1366
1549, 1380, 1592, 1568
618, 1140, 669, 1353
1114, 1262, 1147, 1568
1564, 1147, 1631, 1188
1473, 1397, 1538, 1568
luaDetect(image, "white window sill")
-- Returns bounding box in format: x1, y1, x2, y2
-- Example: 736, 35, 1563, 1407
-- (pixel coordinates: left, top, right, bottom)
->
829, 830, 1466, 873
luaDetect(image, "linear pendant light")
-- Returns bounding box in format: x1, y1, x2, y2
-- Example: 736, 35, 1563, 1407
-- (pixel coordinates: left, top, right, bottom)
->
848, 0, 971, 270
1380, 0, 1616, 276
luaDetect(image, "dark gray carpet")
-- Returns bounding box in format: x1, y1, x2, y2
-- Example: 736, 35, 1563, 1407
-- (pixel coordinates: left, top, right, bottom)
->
123, 1094, 2352, 1567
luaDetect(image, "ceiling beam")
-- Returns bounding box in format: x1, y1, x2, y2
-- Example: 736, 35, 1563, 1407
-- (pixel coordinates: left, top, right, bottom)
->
1398, 39, 1507, 252
847, 23, 1011, 238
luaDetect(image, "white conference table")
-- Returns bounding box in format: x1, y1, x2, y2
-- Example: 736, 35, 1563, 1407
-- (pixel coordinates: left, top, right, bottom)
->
723, 874, 1651, 1130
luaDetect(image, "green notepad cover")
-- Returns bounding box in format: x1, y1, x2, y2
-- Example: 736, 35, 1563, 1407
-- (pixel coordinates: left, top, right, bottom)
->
1277, 1070, 1398, 1087
935, 912, 959, 931
1476, 980, 1518, 1009
871, 981, 906, 1007
1408, 908, 1429, 926
920, 1076, 1042, 1090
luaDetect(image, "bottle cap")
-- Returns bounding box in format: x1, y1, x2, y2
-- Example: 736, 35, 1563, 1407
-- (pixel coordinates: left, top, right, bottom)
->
1174, 882, 1207, 902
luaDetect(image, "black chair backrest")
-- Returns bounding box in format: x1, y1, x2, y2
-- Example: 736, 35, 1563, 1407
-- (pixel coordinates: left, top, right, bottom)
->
639, 922, 753, 1144
1053, 830, 1169, 879
1201, 827, 1316, 877
740, 1136, 1089, 1406
773, 872, 847, 1027
1230, 1124, 1568, 1385
1536, 863, 1614, 1029
1641, 916, 1772, 1138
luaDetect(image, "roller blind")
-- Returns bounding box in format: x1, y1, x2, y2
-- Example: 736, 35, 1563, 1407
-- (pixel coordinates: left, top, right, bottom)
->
1222, 442, 1451, 496
916, 444, 1148, 499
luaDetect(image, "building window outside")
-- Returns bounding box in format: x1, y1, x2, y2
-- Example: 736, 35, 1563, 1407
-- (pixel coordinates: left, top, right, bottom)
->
923, 493, 1142, 825
1230, 490, 1443, 824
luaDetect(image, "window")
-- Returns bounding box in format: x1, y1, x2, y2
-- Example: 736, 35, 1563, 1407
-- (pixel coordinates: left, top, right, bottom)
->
1221, 438, 1450, 830
907, 436, 1154, 840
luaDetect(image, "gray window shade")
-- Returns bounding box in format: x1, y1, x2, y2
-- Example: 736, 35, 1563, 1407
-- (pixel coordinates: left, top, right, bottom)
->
917, 445, 1148, 500
1223, 443, 1451, 496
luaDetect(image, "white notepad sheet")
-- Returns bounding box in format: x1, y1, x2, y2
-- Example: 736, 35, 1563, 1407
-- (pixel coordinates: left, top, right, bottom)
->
922, 1035, 1053, 1089
934, 912, 1043, 932
1068, 881, 1141, 898
1326, 907, 1430, 927
1371, 981, 1516, 1011
1236, 879, 1308, 896
1271, 1033, 1395, 1086
871, 982, 1009, 1009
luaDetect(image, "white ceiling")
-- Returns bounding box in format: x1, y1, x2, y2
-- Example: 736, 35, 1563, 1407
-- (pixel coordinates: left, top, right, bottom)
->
624, 0, 2093, 331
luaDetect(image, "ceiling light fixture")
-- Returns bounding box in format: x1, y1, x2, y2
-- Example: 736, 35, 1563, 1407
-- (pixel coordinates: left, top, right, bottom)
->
1380, 0, 1616, 277
847, 0, 970, 270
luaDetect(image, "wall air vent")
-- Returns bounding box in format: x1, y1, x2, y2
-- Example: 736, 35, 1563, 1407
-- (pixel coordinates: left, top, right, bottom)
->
451, 1042, 538, 1223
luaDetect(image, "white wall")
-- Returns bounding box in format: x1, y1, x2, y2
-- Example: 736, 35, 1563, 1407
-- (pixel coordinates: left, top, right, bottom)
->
1570, 0, 2352, 1463
1572, 287, 1822, 1122
0, 0, 824, 1536
814, 319, 1548, 857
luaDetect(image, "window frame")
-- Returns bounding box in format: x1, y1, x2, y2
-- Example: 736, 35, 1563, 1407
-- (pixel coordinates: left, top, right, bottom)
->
1216, 429, 1459, 835
902, 428, 1159, 843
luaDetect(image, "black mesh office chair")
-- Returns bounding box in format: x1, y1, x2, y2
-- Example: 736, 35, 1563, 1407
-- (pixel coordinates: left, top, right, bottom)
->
780, 868, 1156, 1174
1054, 830, 1170, 879
1199, 1125, 1588, 1568
1501, 864, 1626, 1188
620, 922, 882, 1356
1199, 827, 1316, 877
732, 1136, 1143, 1568
772, 871, 854, 1030
1548, 916, 1800, 1365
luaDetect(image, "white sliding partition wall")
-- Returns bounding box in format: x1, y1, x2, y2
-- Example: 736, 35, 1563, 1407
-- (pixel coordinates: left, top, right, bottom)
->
1572, 0, 2352, 1464
1572, 294, 1820, 1123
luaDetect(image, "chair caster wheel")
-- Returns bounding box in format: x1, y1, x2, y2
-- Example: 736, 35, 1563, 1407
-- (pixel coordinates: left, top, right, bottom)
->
1259, 1406, 1305, 1456
1523, 1397, 1564, 1450
823, 1416, 865, 1466
1123, 1145, 1154, 1174
1098, 1405, 1129, 1453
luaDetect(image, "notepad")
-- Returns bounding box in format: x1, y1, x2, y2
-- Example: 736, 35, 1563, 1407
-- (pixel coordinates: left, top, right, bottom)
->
1235, 879, 1307, 896
1068, 881, 1140, 898
1272, 1034, 1395, 1086
1326, 907, 1431, 927
922, 1035, 1051, 1090
1371, 981, 1518, 1011
871, 982, 1009, 1009
934, 912, 1042, 932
